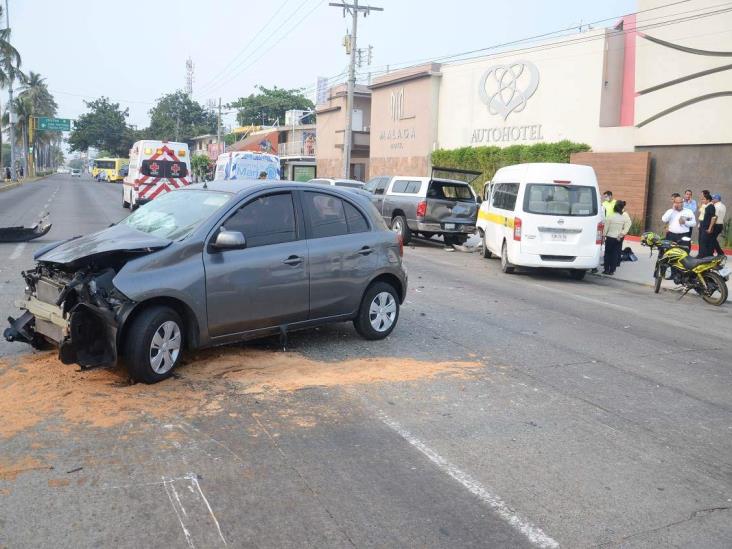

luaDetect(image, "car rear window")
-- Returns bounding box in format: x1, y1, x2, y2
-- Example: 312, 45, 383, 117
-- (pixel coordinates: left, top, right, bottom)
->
427, 181, 474, 201
140, 160, 189, 179
523, 184, 598, 216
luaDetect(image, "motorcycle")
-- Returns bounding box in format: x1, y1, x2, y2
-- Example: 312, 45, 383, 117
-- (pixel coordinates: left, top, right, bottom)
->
640, 232, 729, 305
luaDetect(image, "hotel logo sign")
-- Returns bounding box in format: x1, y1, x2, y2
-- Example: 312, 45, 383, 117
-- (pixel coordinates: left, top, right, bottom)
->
479, 60, 540, 120
382, 87, 416, 149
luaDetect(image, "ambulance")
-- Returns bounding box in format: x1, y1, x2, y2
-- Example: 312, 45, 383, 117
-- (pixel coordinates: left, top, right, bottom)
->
122, 140, 191, 209
214, 151, 280, 181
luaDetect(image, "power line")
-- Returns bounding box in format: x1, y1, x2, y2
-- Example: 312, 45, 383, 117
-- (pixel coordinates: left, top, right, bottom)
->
197, 0, 323, 97
195, 0, 296, 95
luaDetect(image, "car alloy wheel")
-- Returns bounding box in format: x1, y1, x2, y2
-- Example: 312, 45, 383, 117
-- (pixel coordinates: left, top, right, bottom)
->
149, 320, 181, 374
369, 291, 397, 332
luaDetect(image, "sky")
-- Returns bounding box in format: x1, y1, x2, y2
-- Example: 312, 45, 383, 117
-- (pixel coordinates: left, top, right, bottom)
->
8, 0, 636, 130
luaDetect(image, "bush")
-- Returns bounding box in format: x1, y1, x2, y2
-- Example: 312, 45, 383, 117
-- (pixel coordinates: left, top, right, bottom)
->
431, 140, 591, 193
627, 216, 643, 237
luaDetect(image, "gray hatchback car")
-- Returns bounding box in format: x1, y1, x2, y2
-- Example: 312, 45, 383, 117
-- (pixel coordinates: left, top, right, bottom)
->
4, 181, 408, 383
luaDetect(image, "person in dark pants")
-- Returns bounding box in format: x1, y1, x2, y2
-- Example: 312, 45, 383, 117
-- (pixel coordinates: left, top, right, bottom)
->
710, 193, 726, 256
698, 191, 716, 258
662, 195, 695, 249
603, 202, 626, 275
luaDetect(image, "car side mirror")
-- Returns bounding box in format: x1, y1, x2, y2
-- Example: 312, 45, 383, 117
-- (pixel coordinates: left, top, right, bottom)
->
475, 196, 482, 205
212, 229, 246, 250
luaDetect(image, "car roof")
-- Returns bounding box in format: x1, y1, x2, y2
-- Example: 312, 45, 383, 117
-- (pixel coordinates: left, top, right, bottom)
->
187, 180, 372, 201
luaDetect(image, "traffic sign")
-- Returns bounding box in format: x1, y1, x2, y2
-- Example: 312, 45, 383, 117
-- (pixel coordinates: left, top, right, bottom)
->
36, 117, 72, 132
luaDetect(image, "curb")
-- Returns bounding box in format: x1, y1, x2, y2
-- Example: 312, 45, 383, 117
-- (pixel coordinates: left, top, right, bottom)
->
623, 234, 732, 255
0, 174, 52, 193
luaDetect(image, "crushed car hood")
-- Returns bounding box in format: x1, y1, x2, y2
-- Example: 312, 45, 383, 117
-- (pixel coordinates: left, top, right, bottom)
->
35, 223, 171, 266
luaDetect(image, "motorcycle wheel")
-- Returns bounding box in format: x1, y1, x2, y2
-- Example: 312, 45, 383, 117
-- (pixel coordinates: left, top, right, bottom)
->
700, 271, 728, 306
654, 265, 665, 294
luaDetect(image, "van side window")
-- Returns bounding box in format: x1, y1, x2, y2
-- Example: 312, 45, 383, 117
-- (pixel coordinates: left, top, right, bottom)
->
493, 183, 519, 211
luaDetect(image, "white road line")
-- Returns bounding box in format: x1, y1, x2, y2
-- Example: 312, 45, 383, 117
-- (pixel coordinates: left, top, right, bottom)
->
186, 473, 228, 546
163, 477, 195, 548
9, 243, 26, 260
531, 282, 635, 313
376, 410, 560, 549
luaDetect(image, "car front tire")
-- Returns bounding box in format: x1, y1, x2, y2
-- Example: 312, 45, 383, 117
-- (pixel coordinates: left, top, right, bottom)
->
124, 306, 184, 384
354, 282, 400, 340
501, 241, 515, 274
481, 231, 493, 259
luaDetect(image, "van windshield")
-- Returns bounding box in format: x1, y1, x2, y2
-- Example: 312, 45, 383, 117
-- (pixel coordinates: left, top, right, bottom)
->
427, 181, 474, 202
523, 184, 598, 216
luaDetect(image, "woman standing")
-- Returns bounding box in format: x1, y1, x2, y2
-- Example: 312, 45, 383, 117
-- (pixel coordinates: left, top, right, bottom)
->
698, 190, 717, 257
603, 202, 626, 275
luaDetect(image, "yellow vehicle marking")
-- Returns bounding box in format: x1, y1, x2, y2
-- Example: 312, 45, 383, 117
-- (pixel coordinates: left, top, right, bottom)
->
478, 210, 514, 228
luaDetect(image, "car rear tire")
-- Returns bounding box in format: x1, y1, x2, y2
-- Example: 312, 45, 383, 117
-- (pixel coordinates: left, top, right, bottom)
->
354, 282, 400, 340
391, 215, 411, 245
501, 241, 515, 274
569, 269, 586, 281
124, 306, 184, 384
481, 232, 493, 259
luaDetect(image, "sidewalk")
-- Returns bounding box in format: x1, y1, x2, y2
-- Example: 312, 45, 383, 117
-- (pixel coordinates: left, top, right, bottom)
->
0, 174, 51, 193
591, 240, 728, 293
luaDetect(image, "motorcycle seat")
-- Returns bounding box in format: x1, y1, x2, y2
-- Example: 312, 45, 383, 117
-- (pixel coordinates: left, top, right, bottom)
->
681, 255, 718, 269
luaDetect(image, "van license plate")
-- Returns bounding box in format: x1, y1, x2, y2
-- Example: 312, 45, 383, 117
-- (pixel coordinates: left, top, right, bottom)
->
444, 223, 456, 230
550, 232, 567, 241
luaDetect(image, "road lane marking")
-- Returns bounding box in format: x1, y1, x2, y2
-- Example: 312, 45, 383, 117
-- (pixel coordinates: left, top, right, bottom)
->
9, 243, 26, 260
376, 409, 559, 549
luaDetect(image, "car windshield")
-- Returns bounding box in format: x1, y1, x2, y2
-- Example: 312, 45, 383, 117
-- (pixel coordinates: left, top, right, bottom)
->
523, 183, 598, 216
123, 190, 231, 240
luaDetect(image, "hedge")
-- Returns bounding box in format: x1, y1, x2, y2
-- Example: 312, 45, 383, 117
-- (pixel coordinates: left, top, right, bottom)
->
431, 140, 591, 193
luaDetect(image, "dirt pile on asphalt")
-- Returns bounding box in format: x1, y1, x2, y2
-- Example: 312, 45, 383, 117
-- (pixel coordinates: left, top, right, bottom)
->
0, 349, 481, 439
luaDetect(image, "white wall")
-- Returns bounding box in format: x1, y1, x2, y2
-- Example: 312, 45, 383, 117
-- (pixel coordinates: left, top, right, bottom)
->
635, 0, 732, 146
437, 28, 635, 152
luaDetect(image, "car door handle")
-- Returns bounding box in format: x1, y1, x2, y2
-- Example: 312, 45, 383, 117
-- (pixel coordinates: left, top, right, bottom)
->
282, 255, 304, 266
356, 246, 373, 256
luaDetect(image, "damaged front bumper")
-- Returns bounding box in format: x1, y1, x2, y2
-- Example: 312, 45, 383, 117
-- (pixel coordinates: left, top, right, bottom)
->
4, 267, 135, 369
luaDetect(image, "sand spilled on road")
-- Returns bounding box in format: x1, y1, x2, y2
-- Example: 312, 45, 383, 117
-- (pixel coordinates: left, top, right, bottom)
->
0, 348, 481, 439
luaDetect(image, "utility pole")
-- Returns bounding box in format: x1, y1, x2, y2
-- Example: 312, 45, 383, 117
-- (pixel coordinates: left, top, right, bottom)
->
329, 0, 382, 179
217, 98, 222, 156
6, 0, 17, 181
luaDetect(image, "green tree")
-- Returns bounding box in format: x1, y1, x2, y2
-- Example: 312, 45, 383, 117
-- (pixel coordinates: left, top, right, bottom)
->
68, 158, 84, 170
19, 71, 59, 171
68, 97, 135, 157
0, 5, 24, 170
228, 85, 314, 126
191, 153, 212, 181
147, 91, 216, 143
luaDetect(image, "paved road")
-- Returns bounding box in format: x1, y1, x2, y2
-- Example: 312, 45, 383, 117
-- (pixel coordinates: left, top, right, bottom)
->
1, 175, 730, 548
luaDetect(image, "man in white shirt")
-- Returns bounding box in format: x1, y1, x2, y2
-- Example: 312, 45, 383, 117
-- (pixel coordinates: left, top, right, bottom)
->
662, 195, 696, 246
711, 193, 726, 256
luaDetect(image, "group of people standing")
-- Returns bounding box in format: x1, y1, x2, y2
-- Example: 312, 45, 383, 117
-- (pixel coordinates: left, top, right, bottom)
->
662, 189, 726, 258
601, 191, 632, 275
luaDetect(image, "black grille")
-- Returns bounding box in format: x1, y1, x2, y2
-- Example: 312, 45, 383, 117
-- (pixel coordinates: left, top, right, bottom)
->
540, 255, 576, 262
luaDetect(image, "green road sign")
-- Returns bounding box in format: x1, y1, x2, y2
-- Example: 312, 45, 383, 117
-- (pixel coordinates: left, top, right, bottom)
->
36, 117, 72, 132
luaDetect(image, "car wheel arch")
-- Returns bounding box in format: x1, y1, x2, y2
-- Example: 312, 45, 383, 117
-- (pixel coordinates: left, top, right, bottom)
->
118, 296, 200, 355
367, 273, 405, 304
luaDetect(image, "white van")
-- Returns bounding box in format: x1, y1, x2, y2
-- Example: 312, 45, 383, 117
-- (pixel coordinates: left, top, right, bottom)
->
476, 163, 603, 280
214, 151, 280, 181
123, 140, 191, 209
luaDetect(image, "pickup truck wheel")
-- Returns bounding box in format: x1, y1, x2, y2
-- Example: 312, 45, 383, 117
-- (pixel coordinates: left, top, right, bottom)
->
124, 306, 184, 384
354, 282, 400, 340
391, 215, 411, 245
481, 232, 493, 259
501, 241, 515, 274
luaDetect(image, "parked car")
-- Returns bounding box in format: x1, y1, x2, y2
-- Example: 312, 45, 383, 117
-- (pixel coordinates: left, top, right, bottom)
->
476, 163, 603, 280
4, 181, 407, 383
363, 167, 482, 245
71, 169, 81, 177
307, 178, 364, 189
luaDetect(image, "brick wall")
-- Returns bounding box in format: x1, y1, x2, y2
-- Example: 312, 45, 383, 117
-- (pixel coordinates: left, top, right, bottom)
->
570, 152, 651, 227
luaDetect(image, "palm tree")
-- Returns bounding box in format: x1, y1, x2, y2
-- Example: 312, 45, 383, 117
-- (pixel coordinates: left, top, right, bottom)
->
18, 71, 57, 173
0, 5, 23, 172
